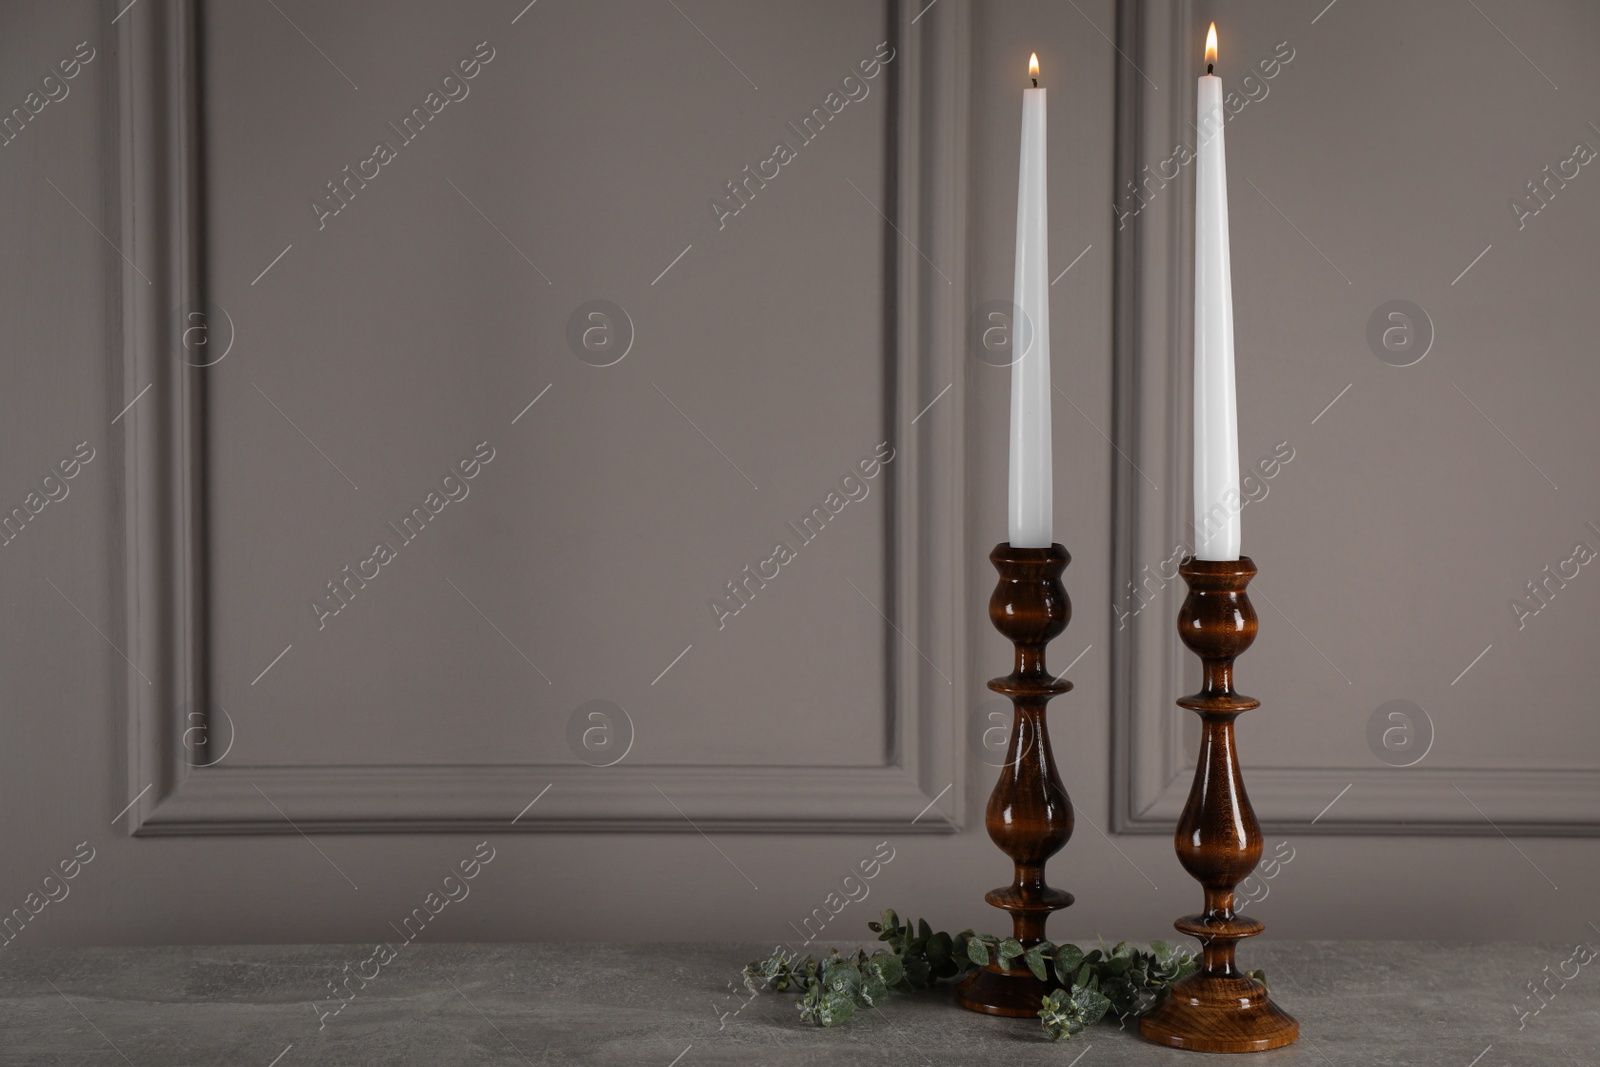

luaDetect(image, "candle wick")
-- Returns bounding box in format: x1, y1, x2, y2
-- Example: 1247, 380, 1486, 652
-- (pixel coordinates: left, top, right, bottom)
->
1031, 76, 1037, 88
1206, 62, 1213, 75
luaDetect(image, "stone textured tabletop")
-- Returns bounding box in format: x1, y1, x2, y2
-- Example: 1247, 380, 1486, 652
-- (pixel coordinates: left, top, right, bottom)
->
0, 941, 1593, 1066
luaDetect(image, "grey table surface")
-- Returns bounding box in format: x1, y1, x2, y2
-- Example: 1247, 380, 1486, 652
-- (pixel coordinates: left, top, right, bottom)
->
0, 941, 1592, 1066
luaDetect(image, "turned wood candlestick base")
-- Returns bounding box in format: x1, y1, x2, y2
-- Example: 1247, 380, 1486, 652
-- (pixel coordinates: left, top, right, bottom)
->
956, 543, 1075, 1018
1139, 556, 1298, 1052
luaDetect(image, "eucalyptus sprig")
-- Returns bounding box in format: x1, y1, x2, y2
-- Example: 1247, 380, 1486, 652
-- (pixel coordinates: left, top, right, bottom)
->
743, 908, 1217, 1042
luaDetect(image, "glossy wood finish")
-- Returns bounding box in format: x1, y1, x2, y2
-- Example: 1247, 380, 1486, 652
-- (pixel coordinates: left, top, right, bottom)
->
956, 543, 1075, 1017
1138, 557, 1299, 1052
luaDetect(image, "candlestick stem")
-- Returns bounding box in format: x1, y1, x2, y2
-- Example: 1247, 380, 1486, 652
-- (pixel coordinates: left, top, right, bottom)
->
1139, 556, 1298, 1052
956, 543, 1075, 1017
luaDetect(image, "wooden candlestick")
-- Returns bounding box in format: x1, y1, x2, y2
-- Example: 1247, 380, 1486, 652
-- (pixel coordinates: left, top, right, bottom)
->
956, 543, 1075, 1018
1139, 556, 1298, 1052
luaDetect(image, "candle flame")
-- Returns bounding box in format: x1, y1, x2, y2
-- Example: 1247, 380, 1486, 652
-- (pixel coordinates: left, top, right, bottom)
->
1204, 23, 1217, 66
1028, 52, 1039, 80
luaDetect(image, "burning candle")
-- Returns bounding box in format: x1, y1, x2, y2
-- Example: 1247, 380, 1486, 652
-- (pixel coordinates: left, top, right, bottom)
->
1192, 23, 1241, 561
1009, 52, 1053, 549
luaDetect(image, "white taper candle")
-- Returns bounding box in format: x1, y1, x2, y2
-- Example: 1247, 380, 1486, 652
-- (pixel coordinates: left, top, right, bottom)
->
1009, 53, 1052, 549
1193, 24, 1241, 561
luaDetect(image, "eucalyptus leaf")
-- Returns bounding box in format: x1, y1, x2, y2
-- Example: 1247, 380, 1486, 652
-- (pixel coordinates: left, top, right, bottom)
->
1053, 943, 1084, 983
817, 990, 856, 1027
1071, 985, 1113, 1028
903, 956, 931, 988
867, 951, 905, 988
824, 961, 862, 997
927, 931, 953, 968
952, 932, 975, 971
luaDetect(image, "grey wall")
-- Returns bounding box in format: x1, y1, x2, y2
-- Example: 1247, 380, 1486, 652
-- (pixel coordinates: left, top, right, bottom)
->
3, 0, 1599, 954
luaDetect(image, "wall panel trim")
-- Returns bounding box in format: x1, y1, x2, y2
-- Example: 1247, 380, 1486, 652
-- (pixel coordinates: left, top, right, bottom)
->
121, 0, 971, 835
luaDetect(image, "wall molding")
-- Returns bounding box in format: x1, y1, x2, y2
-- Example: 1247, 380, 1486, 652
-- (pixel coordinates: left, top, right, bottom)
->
121, 0, 972, 835
121, 0, 210, 836
1107, 0, 1600, 836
